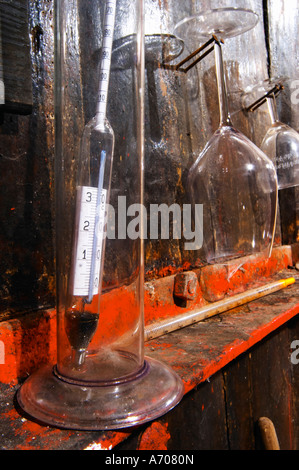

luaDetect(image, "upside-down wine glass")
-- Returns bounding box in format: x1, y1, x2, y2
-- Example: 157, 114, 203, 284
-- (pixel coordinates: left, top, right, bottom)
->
174, 8, 278, 264
245, 79, 299, 190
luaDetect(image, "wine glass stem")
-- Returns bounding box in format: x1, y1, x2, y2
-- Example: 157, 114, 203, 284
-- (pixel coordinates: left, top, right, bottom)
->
214, 41, 232, 127
266, 96, 279, 124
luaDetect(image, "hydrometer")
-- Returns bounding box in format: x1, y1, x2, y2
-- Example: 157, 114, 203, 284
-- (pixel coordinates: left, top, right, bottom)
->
65, 0, 116, 367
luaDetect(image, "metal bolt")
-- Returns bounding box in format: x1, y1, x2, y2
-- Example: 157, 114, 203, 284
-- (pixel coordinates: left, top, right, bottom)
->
174, 271, 199, 301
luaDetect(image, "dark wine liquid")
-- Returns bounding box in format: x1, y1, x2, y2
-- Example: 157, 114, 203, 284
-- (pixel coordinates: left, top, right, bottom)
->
65, 309, 99, 352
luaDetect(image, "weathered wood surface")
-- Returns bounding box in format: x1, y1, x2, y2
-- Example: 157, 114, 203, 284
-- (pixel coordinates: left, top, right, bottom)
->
0, 0, 32, 113
0, 0, 55, 318
1, 278, 299, 449
119, 317, 299, 450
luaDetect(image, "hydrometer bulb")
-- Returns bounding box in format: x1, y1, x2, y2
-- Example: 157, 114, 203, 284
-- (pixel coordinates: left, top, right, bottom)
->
65, 0, 116, 367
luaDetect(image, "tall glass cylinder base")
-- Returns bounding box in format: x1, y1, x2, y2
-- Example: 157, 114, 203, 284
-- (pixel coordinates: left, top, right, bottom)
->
17, 357, 183, 430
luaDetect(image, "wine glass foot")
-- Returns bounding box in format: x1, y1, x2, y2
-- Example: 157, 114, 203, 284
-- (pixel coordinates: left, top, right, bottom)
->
174, 7, 259, 44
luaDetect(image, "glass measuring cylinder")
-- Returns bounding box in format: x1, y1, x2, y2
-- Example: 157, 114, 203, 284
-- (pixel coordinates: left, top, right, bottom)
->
17, 0, 183, 431
64, 0, 116, 367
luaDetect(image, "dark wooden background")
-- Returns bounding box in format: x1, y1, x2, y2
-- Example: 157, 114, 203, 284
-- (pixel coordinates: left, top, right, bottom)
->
0, 0, 298, 320
116, 317, 299, 450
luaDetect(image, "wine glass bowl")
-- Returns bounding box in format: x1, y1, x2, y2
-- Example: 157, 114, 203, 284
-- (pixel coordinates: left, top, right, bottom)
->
188, 125, 278, 263
261, 121, 299, 190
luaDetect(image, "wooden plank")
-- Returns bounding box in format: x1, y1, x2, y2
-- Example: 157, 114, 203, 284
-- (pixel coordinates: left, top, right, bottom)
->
0, 0, 55, 320
250, 327, 294, 450
224, 354, 255, 450
0, 0, 32, 113
0, 12, 4, 104
224, 324, 295, 450
165, 375, 228, 450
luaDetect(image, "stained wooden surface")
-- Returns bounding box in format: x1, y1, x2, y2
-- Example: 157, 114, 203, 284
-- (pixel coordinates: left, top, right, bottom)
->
0, 272, 298, 449
0, 1, 298, 323
119, 310, 299, 450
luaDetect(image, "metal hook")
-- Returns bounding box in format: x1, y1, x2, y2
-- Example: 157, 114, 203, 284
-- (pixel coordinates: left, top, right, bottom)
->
159, 35, 223, 73
245, 83, 284, 113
